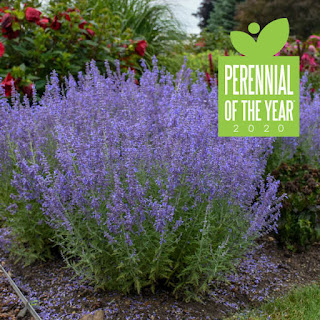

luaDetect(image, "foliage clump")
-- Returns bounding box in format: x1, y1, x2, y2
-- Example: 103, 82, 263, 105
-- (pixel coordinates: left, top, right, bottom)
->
235, 0, 320, 39
272, 159, 320, 251
0, 1, 149, 97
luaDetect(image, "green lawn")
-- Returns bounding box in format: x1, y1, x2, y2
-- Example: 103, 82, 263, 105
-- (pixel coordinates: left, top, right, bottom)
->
228, 283, 320, 320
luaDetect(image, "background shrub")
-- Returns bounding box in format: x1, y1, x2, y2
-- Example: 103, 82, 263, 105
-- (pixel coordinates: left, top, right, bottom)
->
207, 0, 245, 33
0, 0, 156, 97
271, 158, 320, 251
276, 35, 320, 92
157, 49, 236, 82
68, 0, 185, 56
235, 0, 320, 40
265, 75, 320, 251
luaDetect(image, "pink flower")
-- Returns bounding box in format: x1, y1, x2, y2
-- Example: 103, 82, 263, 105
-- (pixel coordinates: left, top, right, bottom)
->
302, 53, 310, 61
308, 45, 316, 53
309, 57, 317, 72
25, 7, 42, 23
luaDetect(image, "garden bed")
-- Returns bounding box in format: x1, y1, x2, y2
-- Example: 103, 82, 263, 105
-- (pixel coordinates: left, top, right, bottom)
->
1, 230, 319, 320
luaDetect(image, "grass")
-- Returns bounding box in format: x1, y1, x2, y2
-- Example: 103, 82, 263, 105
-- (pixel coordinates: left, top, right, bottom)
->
228, 283, 320, 320
74, 0, 185, 55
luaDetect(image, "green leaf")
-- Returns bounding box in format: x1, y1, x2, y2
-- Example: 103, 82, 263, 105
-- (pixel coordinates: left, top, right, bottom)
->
15, 11, 25, 20
230, 31, 256, 56
19, 64, 26, 72
29, 75, 41, 80
12, 22, 20, 32
257, 18, 289, 56
81, 40, 98, 47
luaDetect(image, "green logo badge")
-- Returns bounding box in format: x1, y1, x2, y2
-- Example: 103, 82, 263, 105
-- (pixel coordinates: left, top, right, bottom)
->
218, 18, 299, 137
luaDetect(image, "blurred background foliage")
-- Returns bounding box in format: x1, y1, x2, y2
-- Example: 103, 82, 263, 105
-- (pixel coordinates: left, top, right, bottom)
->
1, 0, 320, 97
70, 0, 185, 56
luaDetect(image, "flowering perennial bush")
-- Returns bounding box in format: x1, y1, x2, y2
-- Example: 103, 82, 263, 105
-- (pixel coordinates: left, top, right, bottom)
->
267, 74, 320, 170
0, 3, 148, 97
277, 35, 320, 92
0, 59, 284, 299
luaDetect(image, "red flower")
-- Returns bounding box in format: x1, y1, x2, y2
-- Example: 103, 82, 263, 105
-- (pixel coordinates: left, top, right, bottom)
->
25, 7, 41, 23
86, 28, 95, 37
50, 16, 61, 30
79, 19, 87, 29
300, 63, 304, 72
0, 7, 9, 13
0, 41, 4, 57
61, 12, 71, 21
22, 84, 33, 98
37, 17, 50, 29
66, 8, 80, 13
2, 27, 19, 39
208, 53, 214, 75
1, 13, 12, 29
205, 72, 211, 84
1, 13, 19, 39
1, 73, 15, 97
195, 41, 205, 47
224, 48, 229, 56
135, 40, 147, 57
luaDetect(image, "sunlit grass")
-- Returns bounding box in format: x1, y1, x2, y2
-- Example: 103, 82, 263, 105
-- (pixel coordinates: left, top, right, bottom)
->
228, 283, 320, 320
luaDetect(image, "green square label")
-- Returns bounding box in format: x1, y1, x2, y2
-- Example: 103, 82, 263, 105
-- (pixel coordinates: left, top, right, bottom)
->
218, 56, 300, 137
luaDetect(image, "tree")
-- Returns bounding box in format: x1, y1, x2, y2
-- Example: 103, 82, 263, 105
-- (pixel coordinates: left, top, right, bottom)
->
235, 0, 320, 40
207, 0, 245, 33
193, 0, 215, 30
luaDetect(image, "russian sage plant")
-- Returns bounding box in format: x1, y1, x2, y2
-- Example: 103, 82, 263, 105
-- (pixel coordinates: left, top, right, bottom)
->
266, 72, 320, 172
0, 58, 284, 299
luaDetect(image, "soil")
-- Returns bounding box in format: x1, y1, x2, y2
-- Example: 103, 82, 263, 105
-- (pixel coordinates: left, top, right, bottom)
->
0, 233, 320, 320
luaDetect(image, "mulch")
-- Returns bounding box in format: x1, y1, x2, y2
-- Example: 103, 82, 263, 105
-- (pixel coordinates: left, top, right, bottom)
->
0, 233, 319, 320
